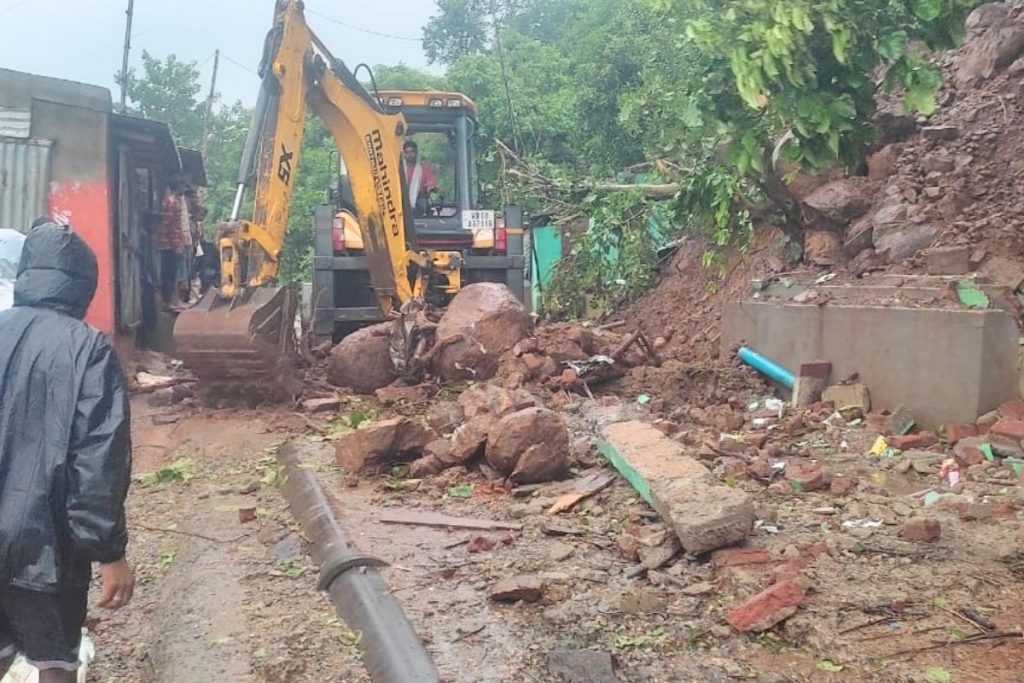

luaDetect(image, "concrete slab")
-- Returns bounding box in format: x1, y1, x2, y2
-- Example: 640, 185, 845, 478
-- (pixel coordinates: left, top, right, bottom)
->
599, 421, 754, 554
722, 302, 1019, 428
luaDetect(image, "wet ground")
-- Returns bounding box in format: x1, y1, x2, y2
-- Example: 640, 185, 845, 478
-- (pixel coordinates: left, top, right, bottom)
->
86, 389, 1024, 682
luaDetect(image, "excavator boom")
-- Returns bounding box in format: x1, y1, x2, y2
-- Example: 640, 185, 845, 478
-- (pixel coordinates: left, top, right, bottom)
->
173, 0, 415, 396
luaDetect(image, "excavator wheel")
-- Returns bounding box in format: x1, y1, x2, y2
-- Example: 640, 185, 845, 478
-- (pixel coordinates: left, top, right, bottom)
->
173, 286, 301, 402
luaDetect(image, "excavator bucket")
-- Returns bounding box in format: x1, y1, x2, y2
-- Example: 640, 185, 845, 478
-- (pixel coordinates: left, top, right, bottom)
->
173, 286, 300, 400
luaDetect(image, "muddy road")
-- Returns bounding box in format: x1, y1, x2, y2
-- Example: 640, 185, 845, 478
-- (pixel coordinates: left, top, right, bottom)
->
84, 390, 1024, 683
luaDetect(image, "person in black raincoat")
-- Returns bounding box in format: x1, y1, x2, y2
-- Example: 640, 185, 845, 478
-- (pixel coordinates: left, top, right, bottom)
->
0, 223, 135, 681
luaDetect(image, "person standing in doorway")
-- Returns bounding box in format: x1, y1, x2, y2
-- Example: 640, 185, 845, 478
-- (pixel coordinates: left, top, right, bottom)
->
0, 223, 135, 682
155, 178, 186, 312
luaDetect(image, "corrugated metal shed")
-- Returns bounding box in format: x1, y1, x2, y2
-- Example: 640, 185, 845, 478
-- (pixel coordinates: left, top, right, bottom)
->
0, 138, 52, 233
0, 108, 31, 139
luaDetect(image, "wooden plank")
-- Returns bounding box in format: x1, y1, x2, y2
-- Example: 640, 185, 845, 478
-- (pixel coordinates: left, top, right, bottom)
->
546, 473, 616, 515
378, 510, 523, 531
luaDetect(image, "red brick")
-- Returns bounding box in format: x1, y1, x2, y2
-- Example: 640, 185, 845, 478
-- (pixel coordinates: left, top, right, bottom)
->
954, 443, 986, 468
830, 476, 858, 496
888, 432, 937, 450
992, 501, 1016, 519
786, 463, 825, 491
900, 518, 941, 542
712, 547, 773, 568
991, 419, 1024, 441
727, 579, 807, 632
998, 400, 1024, 421
866, 412, 891, 436
946, 423, 979, 445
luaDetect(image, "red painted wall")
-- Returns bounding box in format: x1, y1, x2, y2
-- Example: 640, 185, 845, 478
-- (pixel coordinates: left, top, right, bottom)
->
49, 180, 114, 334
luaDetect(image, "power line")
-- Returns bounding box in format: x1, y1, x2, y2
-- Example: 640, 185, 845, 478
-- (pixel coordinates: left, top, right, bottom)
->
219, 53, 259, 77
306, 8, 421, 42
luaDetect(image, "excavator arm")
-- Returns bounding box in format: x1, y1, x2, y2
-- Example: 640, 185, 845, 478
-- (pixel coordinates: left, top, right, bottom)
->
174, 0, 421, 395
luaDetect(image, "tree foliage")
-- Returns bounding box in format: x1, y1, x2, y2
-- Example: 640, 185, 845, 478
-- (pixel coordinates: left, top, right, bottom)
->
120, 0, 982, 309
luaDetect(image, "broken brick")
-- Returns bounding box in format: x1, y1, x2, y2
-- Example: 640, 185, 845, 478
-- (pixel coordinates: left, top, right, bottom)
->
866, 412, 892, 436
888, 432, 937, 450
991, 419, 1024, 441
727, 579, 807, 632
992, 501, 1017, 519
830, 476, 857, 496
712, 547, 773, 568
998, 400, 1024, 421
786, 463, 825, 491
946, 423, 979, 445
900, 518, 941, 543
954, 437, 987, 468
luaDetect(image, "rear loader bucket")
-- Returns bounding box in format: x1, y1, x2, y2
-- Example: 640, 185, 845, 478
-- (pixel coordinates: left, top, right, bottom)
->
173, 286, 300, 400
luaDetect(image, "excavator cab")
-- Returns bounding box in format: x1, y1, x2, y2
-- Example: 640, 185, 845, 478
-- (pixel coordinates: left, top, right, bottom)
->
311, 91, 527, 343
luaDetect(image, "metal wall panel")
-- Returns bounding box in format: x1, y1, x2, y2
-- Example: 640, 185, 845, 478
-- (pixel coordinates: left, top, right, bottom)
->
0, 108, 31, 139
0, 138, 52, 233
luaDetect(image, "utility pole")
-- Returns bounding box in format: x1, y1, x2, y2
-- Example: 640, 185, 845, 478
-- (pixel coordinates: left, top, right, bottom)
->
119, 0, 135, 112
201, 49, 220, 158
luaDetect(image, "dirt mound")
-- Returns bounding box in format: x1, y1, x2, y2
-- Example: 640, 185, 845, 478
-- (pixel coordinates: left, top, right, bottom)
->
613, 3, 1024, 361
326, 323, 396, 394
432, 283, 532, 381
611, 234, 789, 364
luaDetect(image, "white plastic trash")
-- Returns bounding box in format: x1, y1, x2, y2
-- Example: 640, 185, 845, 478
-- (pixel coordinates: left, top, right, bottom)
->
0, 631, 94, 683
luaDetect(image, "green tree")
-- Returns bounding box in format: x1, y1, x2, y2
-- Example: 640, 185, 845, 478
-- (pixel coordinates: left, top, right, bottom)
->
120, 52, 205, 147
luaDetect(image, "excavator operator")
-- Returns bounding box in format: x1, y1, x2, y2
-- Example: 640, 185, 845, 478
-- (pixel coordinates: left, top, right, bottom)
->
402, 140, 437, 216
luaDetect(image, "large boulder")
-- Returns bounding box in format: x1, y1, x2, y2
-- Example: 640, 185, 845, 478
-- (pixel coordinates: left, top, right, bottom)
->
432, 283, 532, 381
802, 178, 873, 228
486, 407, 570, 484
335, 417, 435, 474
327, 323, 396, 394
955, 3, 1024, 87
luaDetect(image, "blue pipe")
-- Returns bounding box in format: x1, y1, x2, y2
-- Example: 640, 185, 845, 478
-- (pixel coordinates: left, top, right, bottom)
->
738, 346, 795, 389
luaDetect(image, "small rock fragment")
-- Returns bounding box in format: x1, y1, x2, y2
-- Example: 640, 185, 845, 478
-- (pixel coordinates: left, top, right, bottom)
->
490, 574, 545, 603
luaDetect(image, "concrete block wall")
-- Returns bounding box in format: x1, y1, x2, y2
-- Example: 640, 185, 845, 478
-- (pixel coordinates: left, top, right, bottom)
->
722, 302, 1019, 428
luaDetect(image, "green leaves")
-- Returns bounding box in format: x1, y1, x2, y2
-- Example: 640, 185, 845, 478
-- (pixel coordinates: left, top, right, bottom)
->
913, 0, 943, 21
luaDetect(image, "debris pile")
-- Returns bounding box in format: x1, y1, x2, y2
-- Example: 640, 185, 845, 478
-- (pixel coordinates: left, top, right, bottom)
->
333, 383, 573, 485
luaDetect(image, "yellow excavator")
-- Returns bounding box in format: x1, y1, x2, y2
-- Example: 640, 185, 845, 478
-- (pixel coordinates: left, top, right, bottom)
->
174, 0, 522, 395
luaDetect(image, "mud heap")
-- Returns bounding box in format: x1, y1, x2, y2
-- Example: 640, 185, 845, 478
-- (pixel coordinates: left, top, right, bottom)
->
614, 1, 1024, 363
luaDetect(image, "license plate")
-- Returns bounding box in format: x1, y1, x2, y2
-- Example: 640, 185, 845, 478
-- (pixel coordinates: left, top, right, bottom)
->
461, 210, 495, 231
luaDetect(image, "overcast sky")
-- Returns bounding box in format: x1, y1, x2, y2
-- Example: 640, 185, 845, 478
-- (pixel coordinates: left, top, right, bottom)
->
0, 0, 439, 106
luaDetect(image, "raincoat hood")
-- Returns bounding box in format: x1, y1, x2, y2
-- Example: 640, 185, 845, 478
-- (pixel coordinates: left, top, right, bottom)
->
14, 223, 98, 320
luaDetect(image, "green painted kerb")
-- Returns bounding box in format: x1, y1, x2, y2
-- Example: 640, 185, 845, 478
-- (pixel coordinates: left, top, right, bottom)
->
598, 440, 654, 507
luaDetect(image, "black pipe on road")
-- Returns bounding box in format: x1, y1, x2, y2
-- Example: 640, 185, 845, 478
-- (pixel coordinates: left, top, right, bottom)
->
277, 442, 440, 683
